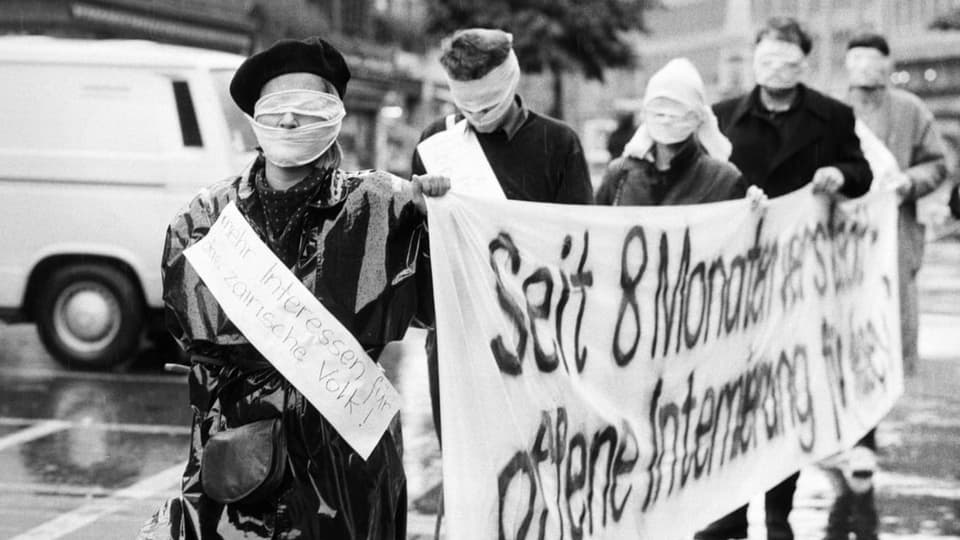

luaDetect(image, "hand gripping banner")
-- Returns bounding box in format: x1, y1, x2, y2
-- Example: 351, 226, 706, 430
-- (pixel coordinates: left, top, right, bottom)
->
426, 187, 902, 539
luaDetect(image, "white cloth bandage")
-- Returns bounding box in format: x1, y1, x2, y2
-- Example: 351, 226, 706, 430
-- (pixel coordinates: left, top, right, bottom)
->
845, 47, 890, 88
753, 39, 807, 90
253, 89, 346, 120
247, 90, 345, 168
447, 50, 521, 131
623, 58, 732, 161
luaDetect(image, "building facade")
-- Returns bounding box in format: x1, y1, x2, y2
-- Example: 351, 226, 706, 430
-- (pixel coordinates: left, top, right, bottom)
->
0, 0, 435, 175
0, 0, 257, 51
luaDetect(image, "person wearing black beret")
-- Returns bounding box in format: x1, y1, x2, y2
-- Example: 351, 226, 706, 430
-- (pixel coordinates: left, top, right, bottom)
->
144, 36, 449, 540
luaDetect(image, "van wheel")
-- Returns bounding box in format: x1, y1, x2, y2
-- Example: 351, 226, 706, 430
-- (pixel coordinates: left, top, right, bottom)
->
35, 264, 143, 370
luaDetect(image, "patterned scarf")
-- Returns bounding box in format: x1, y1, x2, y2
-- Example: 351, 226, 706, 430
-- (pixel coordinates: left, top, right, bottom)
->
254, 165, 332, 266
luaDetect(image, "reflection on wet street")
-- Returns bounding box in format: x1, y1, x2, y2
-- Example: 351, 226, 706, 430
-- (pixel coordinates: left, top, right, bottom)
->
0, 239, 957, 539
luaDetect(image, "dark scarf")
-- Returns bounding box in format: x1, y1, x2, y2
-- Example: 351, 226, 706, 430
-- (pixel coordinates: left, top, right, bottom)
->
253, 165, 331, 266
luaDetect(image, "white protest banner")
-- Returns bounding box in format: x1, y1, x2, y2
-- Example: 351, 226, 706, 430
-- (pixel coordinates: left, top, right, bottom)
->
184, 201, 399, 460
427, 187, 902, 539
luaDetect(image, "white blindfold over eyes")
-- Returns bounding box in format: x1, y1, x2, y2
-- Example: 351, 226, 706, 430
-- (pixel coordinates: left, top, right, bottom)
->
754, 39, 805, 68
447, 50, 521, 113
253, 89, 344, 122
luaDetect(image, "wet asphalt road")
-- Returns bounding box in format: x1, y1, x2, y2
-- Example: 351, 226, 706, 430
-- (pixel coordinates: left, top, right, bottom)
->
0, 239, 958, 540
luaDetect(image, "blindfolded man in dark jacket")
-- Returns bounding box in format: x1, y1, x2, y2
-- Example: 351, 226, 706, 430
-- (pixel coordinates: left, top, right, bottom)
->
703, 17, 873, 540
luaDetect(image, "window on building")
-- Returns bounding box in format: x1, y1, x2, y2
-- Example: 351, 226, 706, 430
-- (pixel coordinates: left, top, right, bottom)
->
0, 64, 179, 154
172, 81, 203, 147
341, 0, 368, 36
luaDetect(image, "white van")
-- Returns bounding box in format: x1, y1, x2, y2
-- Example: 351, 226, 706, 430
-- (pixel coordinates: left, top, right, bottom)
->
0, 36, 257, 369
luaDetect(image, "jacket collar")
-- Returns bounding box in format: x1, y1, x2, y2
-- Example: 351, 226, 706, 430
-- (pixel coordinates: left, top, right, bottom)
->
459, 95, 529, 141
728, 84, 830, 127
497, 95, 529, 140
642, 136, 700, 169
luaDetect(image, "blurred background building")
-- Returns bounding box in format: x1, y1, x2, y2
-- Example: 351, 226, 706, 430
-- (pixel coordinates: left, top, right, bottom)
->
0, 0, 444, 175
5, 0, 960, 179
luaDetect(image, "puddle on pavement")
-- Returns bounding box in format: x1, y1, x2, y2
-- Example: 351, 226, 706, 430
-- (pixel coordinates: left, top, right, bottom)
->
381, 330, 443, 513
0, 428, 187, 490
0, 376, 190, 427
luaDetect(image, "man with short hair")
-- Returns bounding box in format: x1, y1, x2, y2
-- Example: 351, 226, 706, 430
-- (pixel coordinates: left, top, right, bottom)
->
703, 17, 873, 540
411, 28, 593, 447
413, 28, 593, 202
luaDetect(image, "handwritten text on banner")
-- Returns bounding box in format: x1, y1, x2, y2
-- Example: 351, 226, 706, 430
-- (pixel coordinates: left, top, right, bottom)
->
184, 201, 400, 460
427, 187, 903, 539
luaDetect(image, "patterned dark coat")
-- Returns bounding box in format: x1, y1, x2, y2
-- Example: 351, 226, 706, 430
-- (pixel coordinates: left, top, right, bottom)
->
154, 157, 427, 539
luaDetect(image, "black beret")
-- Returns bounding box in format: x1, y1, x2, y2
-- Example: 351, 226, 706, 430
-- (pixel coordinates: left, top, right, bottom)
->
230, 37, 351, 116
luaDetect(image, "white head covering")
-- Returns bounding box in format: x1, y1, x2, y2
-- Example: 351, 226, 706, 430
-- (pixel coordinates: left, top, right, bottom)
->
845, 47, 891, 88
622, 58, 732, 160
753, 39, 808, 89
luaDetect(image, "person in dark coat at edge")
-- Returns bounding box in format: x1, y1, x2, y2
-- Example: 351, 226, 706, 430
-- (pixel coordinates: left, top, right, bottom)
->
596, 57, 759, 207
696, 17, 873, 540
409, 28, 594, 452
142, 37, 450, 540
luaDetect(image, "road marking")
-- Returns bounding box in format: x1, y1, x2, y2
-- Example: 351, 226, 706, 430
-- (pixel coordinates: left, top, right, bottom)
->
0, 367, 183, 385
0, 420, 70, 452
0, 417, 190, 435
9, 462, 185, 540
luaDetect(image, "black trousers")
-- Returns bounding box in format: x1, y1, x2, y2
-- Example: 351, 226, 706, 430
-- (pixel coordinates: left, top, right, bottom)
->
695, 472, 800, 540
696, 431, 877, 539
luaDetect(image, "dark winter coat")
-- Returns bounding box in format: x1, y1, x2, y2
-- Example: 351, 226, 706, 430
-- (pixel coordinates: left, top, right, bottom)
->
596, 137, 746, 206
713, 84, 872, 198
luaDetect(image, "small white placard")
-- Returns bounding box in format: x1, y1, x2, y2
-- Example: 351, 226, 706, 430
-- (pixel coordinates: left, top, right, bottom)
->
184, 201, 400, 459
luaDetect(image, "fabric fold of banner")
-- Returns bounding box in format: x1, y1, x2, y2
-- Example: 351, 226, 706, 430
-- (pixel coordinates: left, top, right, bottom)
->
426, 187, 902, 539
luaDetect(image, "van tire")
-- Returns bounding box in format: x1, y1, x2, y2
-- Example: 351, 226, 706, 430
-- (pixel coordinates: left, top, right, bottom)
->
35, 264, 143, 370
